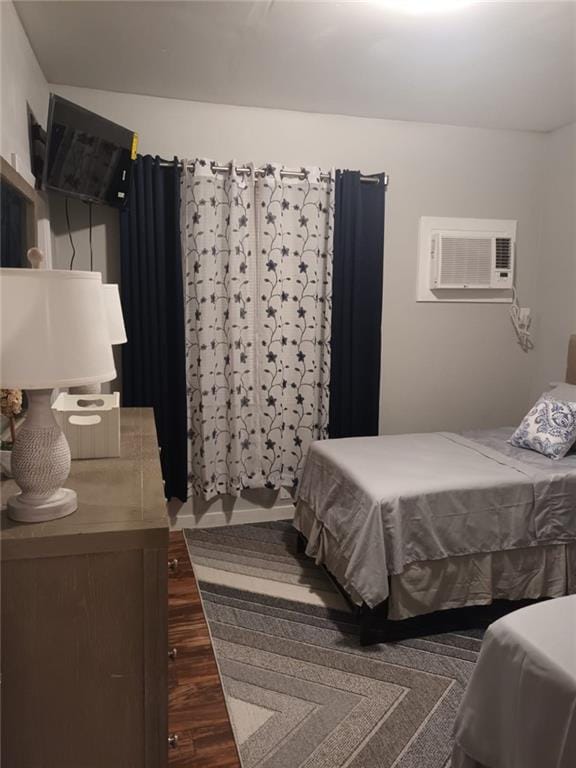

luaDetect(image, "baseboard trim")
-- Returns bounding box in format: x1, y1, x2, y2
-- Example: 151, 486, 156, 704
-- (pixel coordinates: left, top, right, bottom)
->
172, 504, 295, 530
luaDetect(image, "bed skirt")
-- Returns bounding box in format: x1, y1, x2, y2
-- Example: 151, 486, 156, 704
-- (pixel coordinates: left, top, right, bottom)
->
451, 745, 488, 768
294, 501, 576, 620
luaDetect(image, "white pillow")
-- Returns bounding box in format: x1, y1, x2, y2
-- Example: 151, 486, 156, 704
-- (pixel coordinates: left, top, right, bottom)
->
546, 383, 576, 403
509, 397, 576, 460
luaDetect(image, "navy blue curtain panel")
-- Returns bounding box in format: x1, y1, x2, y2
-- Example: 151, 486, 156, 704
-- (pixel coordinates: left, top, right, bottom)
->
329, 171, 386, 438
120, 156, 188, 501
1, 181, 25, 267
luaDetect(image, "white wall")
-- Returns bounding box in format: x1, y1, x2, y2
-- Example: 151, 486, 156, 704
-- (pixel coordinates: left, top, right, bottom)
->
0, 2, 47, 184
531, 122, 576, 397
0, 1, 51, 261
0, 6, 106, 277
52, 84, 546, 418
50, 195, 121, 280
48, 84, 558, 525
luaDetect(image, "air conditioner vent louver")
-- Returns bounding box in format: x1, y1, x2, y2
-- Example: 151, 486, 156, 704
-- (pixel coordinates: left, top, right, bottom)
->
431, 229, 515, 290
419, 217, 517, 301
495, 238, 512, 270
439, 237, 492, 287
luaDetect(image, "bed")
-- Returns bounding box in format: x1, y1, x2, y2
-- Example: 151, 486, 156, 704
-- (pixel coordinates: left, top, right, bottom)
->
294, 336, 576, 638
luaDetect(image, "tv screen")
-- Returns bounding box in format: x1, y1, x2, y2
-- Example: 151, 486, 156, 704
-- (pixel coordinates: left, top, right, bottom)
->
43, 94, 137, 208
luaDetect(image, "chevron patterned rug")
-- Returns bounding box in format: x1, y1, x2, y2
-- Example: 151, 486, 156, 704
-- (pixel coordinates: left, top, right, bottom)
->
185, 521, 481, 768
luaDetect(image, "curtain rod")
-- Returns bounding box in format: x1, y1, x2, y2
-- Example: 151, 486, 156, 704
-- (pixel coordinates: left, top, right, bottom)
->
158, 159, 388, 186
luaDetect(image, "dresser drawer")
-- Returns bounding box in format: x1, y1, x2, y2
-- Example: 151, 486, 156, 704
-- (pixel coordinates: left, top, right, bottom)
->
1, 545, 168, 768
0, 409, 169, 768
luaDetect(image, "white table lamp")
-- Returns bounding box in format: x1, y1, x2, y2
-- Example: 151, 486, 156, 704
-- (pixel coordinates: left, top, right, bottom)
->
0, 268, 116, 522
69, 283, 127, 395
102, 284, 127, 345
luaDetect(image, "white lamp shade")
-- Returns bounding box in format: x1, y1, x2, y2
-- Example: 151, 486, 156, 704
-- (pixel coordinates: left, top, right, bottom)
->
102, 284, 127, 345
0, 269, 116, 389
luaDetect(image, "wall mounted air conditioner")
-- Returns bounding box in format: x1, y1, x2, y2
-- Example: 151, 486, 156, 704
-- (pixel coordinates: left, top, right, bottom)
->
430, 231, 514, 290
417, 217, 517, 303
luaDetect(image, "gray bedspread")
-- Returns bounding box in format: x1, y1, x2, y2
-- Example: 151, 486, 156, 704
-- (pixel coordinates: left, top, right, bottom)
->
295, 428, 576, 608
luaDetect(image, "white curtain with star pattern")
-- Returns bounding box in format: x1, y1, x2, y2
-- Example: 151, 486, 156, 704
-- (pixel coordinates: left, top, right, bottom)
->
182, 159, 333, 500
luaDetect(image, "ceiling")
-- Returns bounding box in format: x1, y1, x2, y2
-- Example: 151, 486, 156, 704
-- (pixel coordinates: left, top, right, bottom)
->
15, 0, 576, 132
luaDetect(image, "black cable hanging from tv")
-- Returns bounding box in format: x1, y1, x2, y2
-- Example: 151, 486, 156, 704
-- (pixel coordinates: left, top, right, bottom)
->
66, 198, 77, 270
88, 202, 94, 271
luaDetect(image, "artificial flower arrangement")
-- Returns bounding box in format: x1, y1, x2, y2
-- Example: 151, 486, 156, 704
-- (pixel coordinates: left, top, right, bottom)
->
1, 388, 23, 476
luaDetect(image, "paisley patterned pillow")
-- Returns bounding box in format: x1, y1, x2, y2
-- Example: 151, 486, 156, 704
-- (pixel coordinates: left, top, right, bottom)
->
510, 397, 576, 459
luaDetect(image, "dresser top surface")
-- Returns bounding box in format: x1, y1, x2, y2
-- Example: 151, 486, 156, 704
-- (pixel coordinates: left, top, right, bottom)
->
1, 408, 168, 551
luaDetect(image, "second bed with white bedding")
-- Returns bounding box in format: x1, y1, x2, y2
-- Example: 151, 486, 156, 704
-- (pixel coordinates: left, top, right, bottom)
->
294, 428, 576, 619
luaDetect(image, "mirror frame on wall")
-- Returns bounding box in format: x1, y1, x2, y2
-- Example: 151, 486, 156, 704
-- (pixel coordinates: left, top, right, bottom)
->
1, 155, 39, 261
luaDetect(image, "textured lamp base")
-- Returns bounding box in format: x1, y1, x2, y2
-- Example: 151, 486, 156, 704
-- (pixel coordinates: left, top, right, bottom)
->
7, 488, 77, 523
8, 389, 78, 524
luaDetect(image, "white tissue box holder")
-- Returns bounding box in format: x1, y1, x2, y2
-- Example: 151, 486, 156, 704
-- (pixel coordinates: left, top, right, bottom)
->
52, 392, 121, 459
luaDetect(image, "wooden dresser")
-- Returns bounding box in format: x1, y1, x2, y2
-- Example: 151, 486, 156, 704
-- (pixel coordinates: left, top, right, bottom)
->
1, 408, 169, 768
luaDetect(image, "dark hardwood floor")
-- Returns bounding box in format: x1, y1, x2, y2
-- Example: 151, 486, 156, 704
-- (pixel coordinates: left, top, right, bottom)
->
168, 531, 242, 768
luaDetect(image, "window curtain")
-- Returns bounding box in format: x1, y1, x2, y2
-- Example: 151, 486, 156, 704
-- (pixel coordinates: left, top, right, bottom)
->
329, 171, 386, 438
182, 159, 333, 499
119, 155, 188, 501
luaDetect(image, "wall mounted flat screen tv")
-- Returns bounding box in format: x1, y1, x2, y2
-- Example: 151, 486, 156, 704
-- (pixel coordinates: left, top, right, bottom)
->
43, 94, 137, 208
